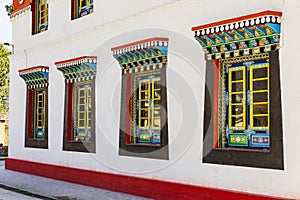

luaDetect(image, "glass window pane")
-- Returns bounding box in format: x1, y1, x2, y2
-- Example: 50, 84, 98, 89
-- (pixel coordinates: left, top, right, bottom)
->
232, 94, 244, 103
140, 119, 148, 128
79, 90, 85, 96
253, 104, 268, 114
80, 98, 85, 104
141, 101, 149, 108
79, 120, 85, 127
141, 92, 148, 99
153, 118, 160, 129
253, 116, 268, 127
231, 116, 244, 127
253, 92, 268, 102
253, 67, 268, 79
141, 110, 149, 117
141, 82, 148, 90
231, 82, 243, 92
153, 100, 161, 106
231, 105, 243, 115
154, 90, 161, 99
79, 105, 85, 111
79, 113, 85, 119
253, 80, 268, 91
231, 70, 243, 81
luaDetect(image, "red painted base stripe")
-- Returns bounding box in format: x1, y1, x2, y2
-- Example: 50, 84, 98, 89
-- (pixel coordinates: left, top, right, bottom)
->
5, 158, 287, 200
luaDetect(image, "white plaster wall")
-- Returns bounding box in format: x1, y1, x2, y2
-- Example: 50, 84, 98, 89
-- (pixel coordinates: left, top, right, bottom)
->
10, 0, 300, 198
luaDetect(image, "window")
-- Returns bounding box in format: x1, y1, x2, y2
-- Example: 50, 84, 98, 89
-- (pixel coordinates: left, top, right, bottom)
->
71, 0, 93, 20
32, 0, 48, 35
193, 11, 284, 169
19, 66, 49, 149
55, 56, 97, 153
219, 56, 270, 149
112, 38, 169, 160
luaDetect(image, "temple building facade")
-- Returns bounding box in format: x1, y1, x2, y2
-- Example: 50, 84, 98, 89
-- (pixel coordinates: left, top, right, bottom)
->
6, 0, 300, 199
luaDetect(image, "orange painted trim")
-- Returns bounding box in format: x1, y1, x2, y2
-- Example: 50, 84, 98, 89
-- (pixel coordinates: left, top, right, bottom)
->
111, 37, 169, 51
5, 158, 289, 200
18, 66, 49, 73
192, 10, 282, 31
213, 60, 220, 148
54, 56, 97, 65
11, 0, 32, 15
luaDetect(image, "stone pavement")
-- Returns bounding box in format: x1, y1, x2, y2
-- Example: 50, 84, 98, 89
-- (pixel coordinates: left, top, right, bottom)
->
0, 160, 150, 200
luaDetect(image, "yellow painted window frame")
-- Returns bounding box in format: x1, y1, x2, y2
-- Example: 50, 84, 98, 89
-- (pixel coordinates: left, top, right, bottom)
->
77, 87, 87, 129
38, 0, 48, 28
138, 79, 150, 129
152, 77, 161, 130
36, 92, 45, 129
228, 66, 246, 130
79, 0, 92, 11
250, 63, 270, 130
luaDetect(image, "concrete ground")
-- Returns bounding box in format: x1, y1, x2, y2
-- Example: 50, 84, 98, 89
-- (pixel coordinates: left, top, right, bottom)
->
0, 160, 150, 200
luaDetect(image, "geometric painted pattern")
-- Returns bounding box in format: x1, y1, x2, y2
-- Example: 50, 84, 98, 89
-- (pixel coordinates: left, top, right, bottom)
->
19, 66, 49, 89
111, 37, 169, 74
55, 56, 97, 83
192, 11, 282, 60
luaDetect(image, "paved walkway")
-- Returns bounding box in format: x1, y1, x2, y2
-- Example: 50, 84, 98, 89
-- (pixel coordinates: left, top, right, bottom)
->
0, 160, 150, 200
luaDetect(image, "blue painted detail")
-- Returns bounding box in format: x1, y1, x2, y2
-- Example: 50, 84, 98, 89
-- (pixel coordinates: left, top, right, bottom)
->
152, 132, 161, 144
142, 49, 152, 58
156, 46, 168, 55
36, 129, 45, 139
214, 33, 225, 43
254, 26, 267, 36
204, 35, 216, 45
266, 23, 281, 34
195, 37, 207, 46
243, 28, 255, 37
250, 134, 270, 148
223, 32, 235, 41
233, 29, 245, 39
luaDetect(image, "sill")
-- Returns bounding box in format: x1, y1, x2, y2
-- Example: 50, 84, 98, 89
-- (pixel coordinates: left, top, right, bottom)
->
213, 147, 270, 153
27, 138, 45, 141
126, 143, 161, 147
66, 141, 92, 143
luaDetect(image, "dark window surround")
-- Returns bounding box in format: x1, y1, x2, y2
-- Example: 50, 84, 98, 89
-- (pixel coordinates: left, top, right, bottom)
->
71, 0, 94, 20
202, 50, 284, 170
63, 79, 96, 153
31, 0, 48, 35
25, 88, 48, 149
119, 67, 169, 160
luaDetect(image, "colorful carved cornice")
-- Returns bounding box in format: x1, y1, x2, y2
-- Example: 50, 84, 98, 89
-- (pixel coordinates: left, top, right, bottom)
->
111, 37, 169, 74
55, 56, 97, 83
192, 11, 282, 60
19, 66, 49, 89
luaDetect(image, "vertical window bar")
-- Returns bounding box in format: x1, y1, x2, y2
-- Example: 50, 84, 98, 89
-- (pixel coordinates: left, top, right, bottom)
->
250, 63, 270, 130
228, 67, 246, 130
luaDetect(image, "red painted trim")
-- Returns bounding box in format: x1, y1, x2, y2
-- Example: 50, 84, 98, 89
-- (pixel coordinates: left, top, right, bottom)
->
27, 89, 33, 138
31, 0, 36, 35
67, 83, 73, 141
18, 66, 49, 73
11, 0, 32, 15
192, 10, 282, 31
54, 56, 97, 65
125, 74, 132, 144
111, 37, 169, 51
213, 60, 219, 148
5, 158, 288, 200
71, 0, 75, 20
